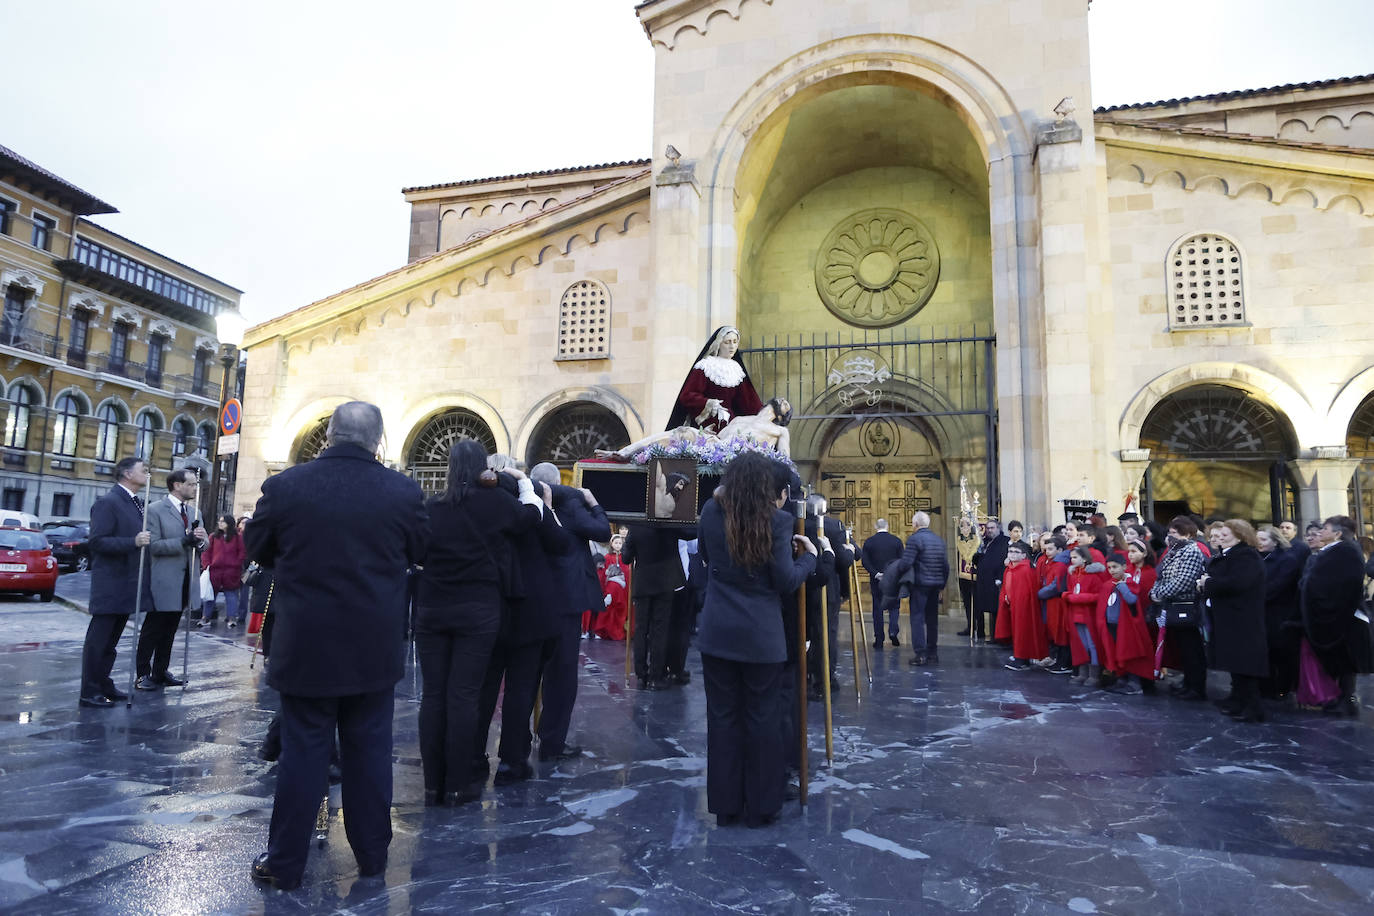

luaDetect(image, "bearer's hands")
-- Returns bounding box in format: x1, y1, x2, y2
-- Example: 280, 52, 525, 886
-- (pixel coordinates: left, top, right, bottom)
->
793, 535, 818, 556
135, 531, 151, 547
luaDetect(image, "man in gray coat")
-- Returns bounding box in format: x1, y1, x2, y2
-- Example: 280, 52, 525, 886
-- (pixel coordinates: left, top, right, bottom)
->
893, 511, 950, 666
135, 467, 208, 690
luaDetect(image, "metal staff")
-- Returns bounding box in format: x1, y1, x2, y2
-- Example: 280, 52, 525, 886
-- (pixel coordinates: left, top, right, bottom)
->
180, 513, 200, 688
250, 578, 272, 671
819, 580, 833, 765
851, 546, 872, 685
125, 493, 152, 707
795, 506, 808, 807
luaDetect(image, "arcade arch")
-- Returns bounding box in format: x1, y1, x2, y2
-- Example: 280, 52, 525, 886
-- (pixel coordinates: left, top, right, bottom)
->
404, 408, 498, 496
524, 402, 629, 476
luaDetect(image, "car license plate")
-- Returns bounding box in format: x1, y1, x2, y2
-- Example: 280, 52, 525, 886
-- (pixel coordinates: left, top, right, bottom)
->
0, 563, 25, 572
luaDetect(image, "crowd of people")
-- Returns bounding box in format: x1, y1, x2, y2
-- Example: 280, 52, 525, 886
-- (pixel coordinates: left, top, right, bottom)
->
880, 510, 1374, 724
71, 397, 1374, 893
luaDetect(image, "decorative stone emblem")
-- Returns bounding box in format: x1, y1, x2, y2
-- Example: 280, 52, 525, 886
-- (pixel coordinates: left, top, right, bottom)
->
863, 418, 895, 457
826, 349, 891, 409
815, 209, 940, 328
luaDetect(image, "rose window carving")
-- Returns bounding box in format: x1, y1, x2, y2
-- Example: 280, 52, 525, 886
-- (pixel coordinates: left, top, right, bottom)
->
815, 209, 940, 328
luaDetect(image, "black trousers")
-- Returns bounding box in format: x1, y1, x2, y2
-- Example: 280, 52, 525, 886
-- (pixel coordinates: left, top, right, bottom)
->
910, 586, 942, 656
634, 591, 673, 681
537, 614, 583, 757
701, 653, 784, 825
871, 583, 899, 639
81, 614, 128, 697
665, 588, 694, 676
476, 638, 547, 767
1172, 626, 1208, 694
807, 595, 841, 681
267, 687, 394, 885
779, 660, 800, 770
958, 578, 974, 630
135, 610, 182, 679
415, 602, 500, 794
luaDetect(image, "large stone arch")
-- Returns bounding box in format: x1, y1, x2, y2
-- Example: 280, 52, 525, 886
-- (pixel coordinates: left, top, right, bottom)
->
1328, 366, 1374, 446
513, 386, 645, 463
272, 397, 356, 465
1119, 363, 1322, 452
697, 33, 1039, 511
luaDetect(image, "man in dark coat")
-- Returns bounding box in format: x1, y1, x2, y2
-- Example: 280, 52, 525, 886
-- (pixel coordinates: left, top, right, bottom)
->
244, 402, 426, 891
79, 456, 154, 707
623, 524, 695, 689
476, 469, 571, 784
1300, 515, 1369, 716
530, 463, 611, 760
972, 521, 1009, 641
804, 495, 853, 689
861, 519, 904, 648
1198, 525, 1268, 721
893, 511, 950, 665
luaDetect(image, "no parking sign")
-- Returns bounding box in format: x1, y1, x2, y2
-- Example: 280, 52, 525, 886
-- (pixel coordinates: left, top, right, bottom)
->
220, 398, 242, 436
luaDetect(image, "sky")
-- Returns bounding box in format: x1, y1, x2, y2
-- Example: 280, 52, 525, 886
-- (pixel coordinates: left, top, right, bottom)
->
3, 0, 1371, 325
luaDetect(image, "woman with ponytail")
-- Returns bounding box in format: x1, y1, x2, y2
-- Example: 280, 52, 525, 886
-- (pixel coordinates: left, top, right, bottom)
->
696, 452, 816, 828
416, 439, 543, 806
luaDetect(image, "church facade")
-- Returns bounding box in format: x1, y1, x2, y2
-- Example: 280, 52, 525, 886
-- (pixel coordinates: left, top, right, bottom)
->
238, 0, 1374, 538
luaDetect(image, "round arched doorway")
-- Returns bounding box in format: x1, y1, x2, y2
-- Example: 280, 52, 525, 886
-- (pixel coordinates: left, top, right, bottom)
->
406, 408, 497, 496
1138, 384, 1298, 523
525, 402, 629, 482
1346, 392, 1374, 537
815, 414, 947, 539
292, 418, 329, 464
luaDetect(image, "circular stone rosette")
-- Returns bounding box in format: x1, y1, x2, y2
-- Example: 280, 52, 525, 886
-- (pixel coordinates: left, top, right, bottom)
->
814, 208, 940, 328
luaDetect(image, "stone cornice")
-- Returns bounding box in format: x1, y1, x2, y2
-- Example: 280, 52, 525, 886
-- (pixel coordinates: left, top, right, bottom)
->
636, 0, 773, 50
246, 170, 652, 348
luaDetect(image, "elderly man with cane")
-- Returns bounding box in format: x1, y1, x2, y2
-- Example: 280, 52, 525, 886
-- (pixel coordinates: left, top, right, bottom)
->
78, 457, 154, 708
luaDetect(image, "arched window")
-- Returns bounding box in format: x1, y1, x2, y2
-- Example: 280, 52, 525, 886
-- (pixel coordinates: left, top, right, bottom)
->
294, 419, 329, 463
1139, 384, 1296, 521
556, 280, 610, 359
96, 403, 126, 462
1167, 233, 1245, 329
4, 383, 36, 449
407, 408, 496, 495
172, 417, 195, 456
1347, 392, 1374, 537
525, 402, 629, 470
135, 411, 161, 461
52, 393, 81, 457
196, 422, 216, 459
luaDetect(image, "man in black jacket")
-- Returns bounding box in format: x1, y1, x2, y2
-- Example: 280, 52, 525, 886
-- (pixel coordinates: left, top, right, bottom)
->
804, 495, 851, 691
244, 402, 426, 892
530, 462, 611, 760
623, 524, 696, 689
861, 518, 904, 649
972, 521, 1009, 641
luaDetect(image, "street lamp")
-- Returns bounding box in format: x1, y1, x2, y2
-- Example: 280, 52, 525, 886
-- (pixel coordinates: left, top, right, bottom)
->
206, 309, 247, 520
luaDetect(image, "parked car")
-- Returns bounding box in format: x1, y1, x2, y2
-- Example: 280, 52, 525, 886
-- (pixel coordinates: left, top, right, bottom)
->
0, 527, 58, 600
42, 521, 91, 572
0, 511, 42, 530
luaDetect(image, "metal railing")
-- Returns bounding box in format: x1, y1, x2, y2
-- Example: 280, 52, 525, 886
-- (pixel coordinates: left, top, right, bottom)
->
0, 332, 219, 400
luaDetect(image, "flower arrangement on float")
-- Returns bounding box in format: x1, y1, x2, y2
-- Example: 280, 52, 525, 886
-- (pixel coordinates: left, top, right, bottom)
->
630, 433, 796, 474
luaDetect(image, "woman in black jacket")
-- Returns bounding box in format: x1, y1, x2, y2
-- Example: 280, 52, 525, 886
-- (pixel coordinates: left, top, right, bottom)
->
417, 439, 542, 805
697, 452, 816, 828
1256, 524, 1301, 699
1199, 519, 1269, 722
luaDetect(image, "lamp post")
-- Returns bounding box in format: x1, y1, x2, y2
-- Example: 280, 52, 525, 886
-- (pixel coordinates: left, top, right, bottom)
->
206, 309, 247, 521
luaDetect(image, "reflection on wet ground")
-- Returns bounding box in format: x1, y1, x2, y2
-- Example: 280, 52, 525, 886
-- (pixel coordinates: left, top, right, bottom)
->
3, 602, 1374, 914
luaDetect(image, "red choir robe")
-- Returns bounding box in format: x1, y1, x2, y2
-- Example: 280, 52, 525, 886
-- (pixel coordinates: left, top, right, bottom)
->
1065, 566, 1111, 666
1037, 552, 1072, 646
1113, 563, 1158, 679
1000, 558, 1047, 661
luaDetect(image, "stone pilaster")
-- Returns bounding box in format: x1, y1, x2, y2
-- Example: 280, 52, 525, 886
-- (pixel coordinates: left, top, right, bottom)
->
1289, 450, 1361, 523
646, 158, 702, 431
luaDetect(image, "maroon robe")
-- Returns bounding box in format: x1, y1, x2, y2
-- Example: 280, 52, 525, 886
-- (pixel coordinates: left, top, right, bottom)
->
1000, 559, 1046, 661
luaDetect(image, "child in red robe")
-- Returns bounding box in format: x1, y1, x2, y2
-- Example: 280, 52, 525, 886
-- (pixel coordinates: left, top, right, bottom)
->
1110, 538, 1158, 694
1001, 542, 1047, 670
1064, 546, 1111, 687
1034, 533, 1074, 674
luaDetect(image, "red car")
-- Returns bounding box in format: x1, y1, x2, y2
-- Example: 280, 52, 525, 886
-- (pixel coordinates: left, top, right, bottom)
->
0, 527, 58, 601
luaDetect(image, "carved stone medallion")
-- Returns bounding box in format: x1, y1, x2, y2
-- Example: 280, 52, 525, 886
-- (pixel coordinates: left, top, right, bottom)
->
814, 209, 940, 328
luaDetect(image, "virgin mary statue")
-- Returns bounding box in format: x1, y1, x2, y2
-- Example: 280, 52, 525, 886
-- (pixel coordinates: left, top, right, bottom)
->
664, 326, 762, 434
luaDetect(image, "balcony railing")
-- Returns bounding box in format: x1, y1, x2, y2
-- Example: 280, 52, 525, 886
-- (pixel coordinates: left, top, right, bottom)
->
0, 332, 220, 400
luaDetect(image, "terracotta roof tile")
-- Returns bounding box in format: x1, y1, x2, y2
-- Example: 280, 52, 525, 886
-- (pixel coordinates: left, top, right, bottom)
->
1095, 73, 1374, 113
402, 159, 651, 194
0, 142, 117, 215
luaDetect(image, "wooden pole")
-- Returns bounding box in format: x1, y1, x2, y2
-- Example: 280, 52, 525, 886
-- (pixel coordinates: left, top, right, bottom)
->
852, 557, 872, 685
795, 512, 808, 807
847, 573, 862, 700
625, 561, 636, 684
819, 582, 833, 765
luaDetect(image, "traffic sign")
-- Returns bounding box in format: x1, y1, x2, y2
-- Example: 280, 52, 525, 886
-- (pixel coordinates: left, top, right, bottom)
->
217, 434, 240, 456
220, 398, 242, 436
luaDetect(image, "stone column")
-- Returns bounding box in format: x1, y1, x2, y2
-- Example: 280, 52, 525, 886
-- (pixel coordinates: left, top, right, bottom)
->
1289, 450, 1361, 523
1119, 449, 1151, 518
645, 158, 702, 432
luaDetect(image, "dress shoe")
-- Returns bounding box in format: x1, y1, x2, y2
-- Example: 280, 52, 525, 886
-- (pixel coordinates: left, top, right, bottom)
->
79, 694, 115, 708
873, 638, 884, 650
134, 676, 161, 691
422, 789, 444, 807
357, 858, 387, 879
671, 671, 691, 685
1227, 706, 1266, 723
1173, 688, 1207, 701
909, 653, 927, 666
1323, 696, 1360, 717
637, 677, 666, 691
444, 788, 481, 807
493, 760, 534, 785
889, 635, 900, 647
157, 672, 186, 687
1215, 698, 1243, 716
251, 852, 300, 891
104, 687, 128, 701
540, 744, 584, 762
716, 812, 742, 827
956, 629, 970, 637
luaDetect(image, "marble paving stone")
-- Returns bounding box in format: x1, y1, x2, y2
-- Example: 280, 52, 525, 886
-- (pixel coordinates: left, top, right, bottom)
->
4, 602, 1374, 914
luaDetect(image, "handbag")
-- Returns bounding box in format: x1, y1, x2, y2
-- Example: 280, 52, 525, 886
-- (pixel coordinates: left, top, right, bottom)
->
1162, 598, 1200, 628
242, 561, 262, 587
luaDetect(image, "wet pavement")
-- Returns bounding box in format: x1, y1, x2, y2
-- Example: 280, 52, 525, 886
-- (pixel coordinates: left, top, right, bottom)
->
3, 599, 1374, 915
